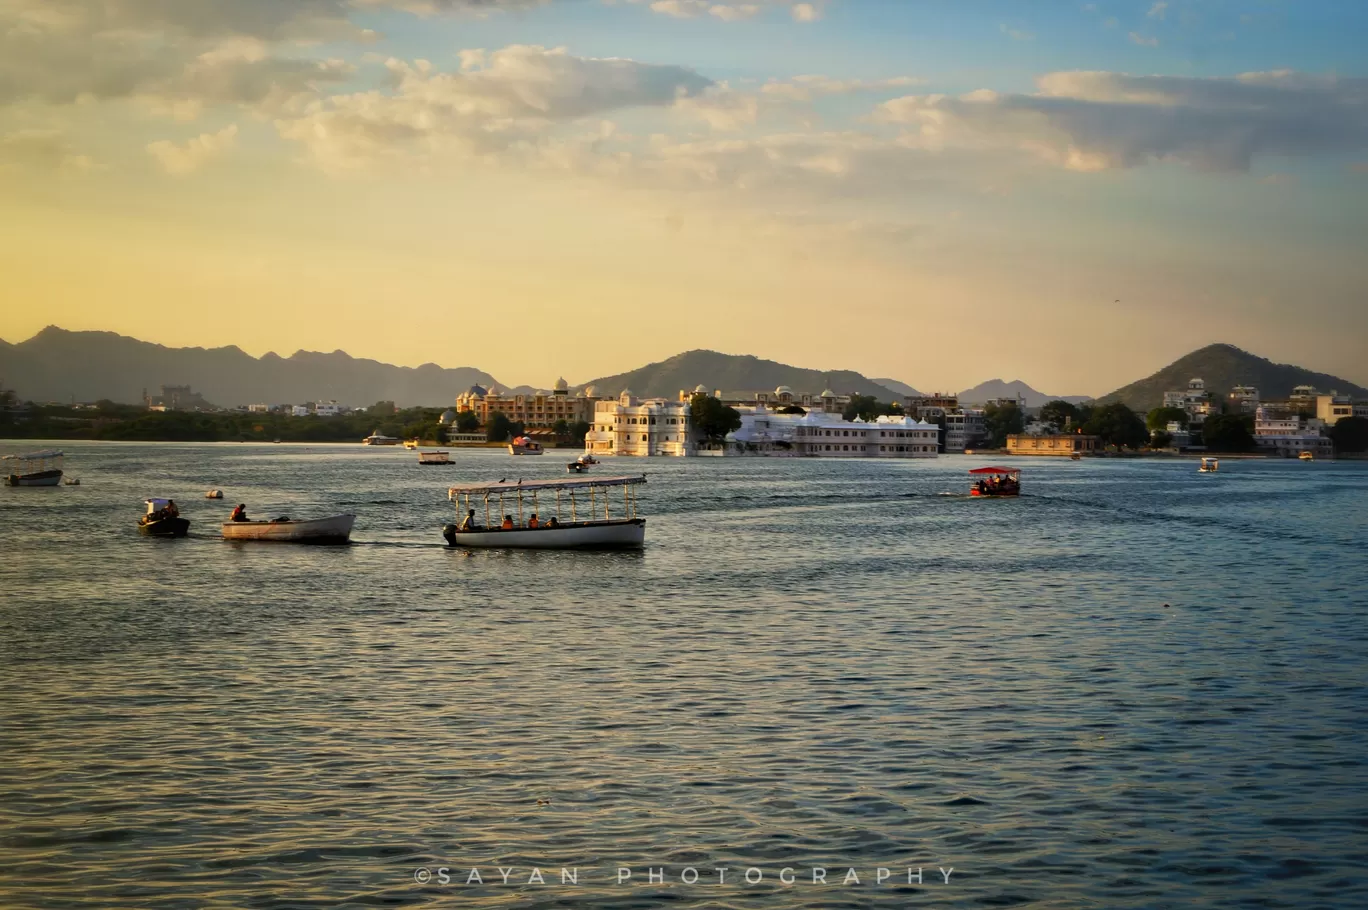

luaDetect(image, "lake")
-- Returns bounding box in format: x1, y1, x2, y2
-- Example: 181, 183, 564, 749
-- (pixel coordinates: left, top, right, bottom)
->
1, 443, 1365, 908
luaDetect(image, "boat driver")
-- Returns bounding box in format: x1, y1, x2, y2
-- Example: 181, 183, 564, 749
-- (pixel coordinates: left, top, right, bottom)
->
458, 509, 477, 531
230, 503, 249, 522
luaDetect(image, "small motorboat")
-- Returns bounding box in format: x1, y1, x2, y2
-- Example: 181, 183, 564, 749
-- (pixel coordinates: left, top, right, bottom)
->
3, 450, 64, 486
404, 439, 420, 450
222, 513, 355, 543
969, 466, 1020, 497
508, 435, 544, 455
418, 450, 452, 465
1298, 451, 1314, 461
1199, 457, 1219, 473
139, 498, 189, 537
566, 454, 597, 473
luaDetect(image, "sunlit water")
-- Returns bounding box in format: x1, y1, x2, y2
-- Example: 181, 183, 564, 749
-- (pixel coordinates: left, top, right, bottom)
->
2, 443, 1365, 908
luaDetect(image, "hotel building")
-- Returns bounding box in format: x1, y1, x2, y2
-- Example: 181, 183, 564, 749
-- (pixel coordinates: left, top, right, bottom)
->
455, 378, 597, 431
1006, 434, 1102, 456
1253, 407, 1334, 458
584, 391, 694, 457
681, 384, 850, 414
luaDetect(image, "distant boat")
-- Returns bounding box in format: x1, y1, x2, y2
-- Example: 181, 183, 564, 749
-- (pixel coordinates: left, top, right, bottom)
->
3, 450, 64, 486
969, 466, 1020, 497
567, 453, 598, 473
1298, 451, 1314, 461
139, 499, 189, 537
1199, 457, 1219, 473
362, 430, 400, 446
508, 435, 544, 455
222, 514, 355, 543
418, 450, 452, 465
404, 439, 420, 450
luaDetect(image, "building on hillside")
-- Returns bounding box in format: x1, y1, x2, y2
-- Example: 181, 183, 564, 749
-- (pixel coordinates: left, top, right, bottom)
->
1006, 434, 1101, 456
1161, 377, 1215, 426
291, 405, 310, 417
985, 394, 1027, 409
682, 384, 849, 414
903, 393, 959, 421
455, 377, 598, 430
247, 403, 271, 413
1228, 385, 1260, 413
314, 400, 343, 417
584, 391, 694, 457
1314, 394, 1355, 425
1253, 407, 1334, 458
145, 384, 213, 412
1288, 385, 1319, 409
944, 409, 986, 452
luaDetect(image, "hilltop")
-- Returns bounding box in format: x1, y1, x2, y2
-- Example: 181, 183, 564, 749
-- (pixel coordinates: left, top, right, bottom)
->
957, 379, 1092, 408
576, 350, 904, 401
1098, 343, 1368, 411
0, 327, 498, 407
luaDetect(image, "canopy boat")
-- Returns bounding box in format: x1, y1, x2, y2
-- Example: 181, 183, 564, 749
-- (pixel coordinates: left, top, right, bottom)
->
566, 454, 598, 473
139, 498, 189, 537
362, 430, 400, 446
222, 513, 355, 543
969, 466, 1020, 497
508, 435, 544, 455
1199, 457, 1219, 473
418, 450, 452, 465
3, 450, 64, 486
1298, 451, 1314, 462
445, 475, 646, 549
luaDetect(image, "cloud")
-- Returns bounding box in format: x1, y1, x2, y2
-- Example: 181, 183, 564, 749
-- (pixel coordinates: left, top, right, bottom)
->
0, 129, 96, 172
1147, 2, 1167, 20
874, 70, 1368, 172
146, 124, 239, 174
791, 3, 821, 23
759, 74, 922, 102
648, 0, 760, 19
1000, 24, 1034, 41
1128, 32, 1159, 47
275, 46, 711, 172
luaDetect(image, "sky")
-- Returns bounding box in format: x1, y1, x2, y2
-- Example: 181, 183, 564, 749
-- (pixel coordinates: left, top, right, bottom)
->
1, 0, 1365, 396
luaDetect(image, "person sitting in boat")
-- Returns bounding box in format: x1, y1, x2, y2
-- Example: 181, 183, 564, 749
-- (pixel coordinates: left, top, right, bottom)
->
501, 514, 514, 529
165, 500, 179, 519
528, 513, 539, 528
458, 509, 477, 531
230, 503, 248, 522
546, 516, 559, 528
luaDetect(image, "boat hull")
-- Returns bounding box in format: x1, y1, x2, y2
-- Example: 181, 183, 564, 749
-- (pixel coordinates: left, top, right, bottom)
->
5, 469, 63, 487
221, 514, 355, 543
971, 490, 1019, 498
140, 517, 190, 538
444, 518, 645, 549
508, 444, 544, 455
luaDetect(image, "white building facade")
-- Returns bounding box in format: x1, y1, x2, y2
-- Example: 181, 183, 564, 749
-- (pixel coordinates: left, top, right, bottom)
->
791, 414, 939, 457
1253, 407, 1334, 458
584, 391, 694, 457
944, 409, 986, 452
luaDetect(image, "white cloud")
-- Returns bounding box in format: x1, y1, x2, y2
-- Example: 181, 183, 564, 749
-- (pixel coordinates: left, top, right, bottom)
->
146, 124, 239, 174
874, 70, 1368, 173
1147, 2, 1168, 20
1000, 24, 1034, 41
1129, 32, 1159, 47
791, 3, 821, 22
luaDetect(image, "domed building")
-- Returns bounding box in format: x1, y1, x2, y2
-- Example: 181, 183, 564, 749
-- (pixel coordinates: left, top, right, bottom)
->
452, 377, 603, 434
438, 408, 457, 425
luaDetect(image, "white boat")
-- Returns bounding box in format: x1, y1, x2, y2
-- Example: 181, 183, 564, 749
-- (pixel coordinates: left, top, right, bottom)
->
222, 513, 355, 543
362, 430, 400, 446
1199, 457, 1219, 473
1298, 451, 1314, 461
566, 454, 598, 473
444, 475, 646, 549
3, 450, 64, 486
508, 435, 544, 455
418, 450, 452, 465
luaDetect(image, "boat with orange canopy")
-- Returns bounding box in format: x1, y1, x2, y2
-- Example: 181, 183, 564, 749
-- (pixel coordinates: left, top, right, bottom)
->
969, 466, 1020, 497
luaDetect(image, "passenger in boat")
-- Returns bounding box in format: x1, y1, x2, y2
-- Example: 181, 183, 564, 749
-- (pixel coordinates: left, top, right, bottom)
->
528, 513, 539, 528
546, 516, 559, 528
230, 503, 248, 522
165, 500, 179, 519
501, 514, 514, 529
458, 509, 477, 531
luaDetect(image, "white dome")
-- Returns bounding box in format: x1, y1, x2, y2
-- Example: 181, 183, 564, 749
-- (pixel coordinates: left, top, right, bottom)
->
775, 385, 793, 395
439, 408, 457, 424
694, 384, 708, 394
820, 388, 836, 398
554, 377, 569, 391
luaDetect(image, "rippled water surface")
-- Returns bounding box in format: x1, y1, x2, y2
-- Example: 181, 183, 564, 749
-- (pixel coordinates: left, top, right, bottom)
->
2, 443, 1366, 908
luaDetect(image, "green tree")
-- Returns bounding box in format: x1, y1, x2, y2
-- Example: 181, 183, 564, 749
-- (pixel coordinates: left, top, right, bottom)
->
486, 411, 515, 442
369, 400, 397, 415
1197, 413, 1254, 452
1327, 416, 1368, 453
552, 418, 570, 439
776, 405, 807, 415
982, 402, 1025, 447
1039, 399, 1080, 431
1146, 406, 1189, 431
452, 410, 480, 434
841, 395, 901, 421
1150, 430, 1174, 449
690, 393, 742, 442
1082, 402, 1148, 448
567, 420, 592, 445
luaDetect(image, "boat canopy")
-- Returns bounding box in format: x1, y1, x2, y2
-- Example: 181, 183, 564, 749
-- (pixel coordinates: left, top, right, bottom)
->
146, 498, 171, 513
448, 475, 646, 498
969, 466, 1019, 475
3, 450, 63, 462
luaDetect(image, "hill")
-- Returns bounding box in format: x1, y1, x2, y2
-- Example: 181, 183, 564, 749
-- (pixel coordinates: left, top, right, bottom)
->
958, 379, 1093, 408
871, 377, 922, 398
577, 350, 903, 401
0, 327, 498, 407
1098, 343, 1368, 412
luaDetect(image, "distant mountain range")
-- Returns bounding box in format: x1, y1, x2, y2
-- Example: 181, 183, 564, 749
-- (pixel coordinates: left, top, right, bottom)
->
0, 327, 497, 407
871, 377, 922, 398
1097, 343, 1368, 412
574, 350, 905, 401
957, 379, 1093, 408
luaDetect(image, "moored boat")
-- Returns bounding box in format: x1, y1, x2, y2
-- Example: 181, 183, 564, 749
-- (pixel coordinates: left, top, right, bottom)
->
362, 430, 400, 446
3, 450, 64, 487
970, 466, 1020, 497
139, 498, 189, 537
444, 475, 646, 549
508, 435, 544, 455
1298, 451, 1314, 461
566, 454, 597, 473
1199, 457, 1219, 473
222, 513, 355, 543
418, 450, 452, 465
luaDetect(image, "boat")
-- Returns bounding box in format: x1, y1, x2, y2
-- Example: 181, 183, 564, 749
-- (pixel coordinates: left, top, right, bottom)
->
508, 435, 544, 455
1199, 457, 1219, 473
221, 513, 355, 543
139, 498, 189, 537
206, 489, 224, 499
404, 439, 420, 450
418, 450, 452, 465
1298, 451, 1314, 461
362, 430, 400, 446
444, 475, 647, 549
3, 450, 64, 486
969, 466, 1020, 497
63, 477, 80, 485
566, 454, 598, 473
